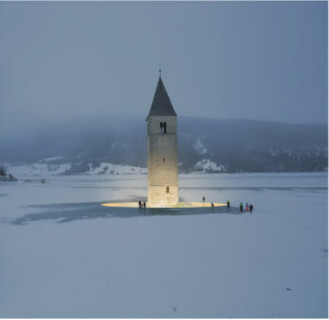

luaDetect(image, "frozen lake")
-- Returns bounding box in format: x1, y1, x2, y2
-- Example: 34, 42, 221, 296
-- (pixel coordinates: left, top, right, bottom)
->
0, 172, 327, 317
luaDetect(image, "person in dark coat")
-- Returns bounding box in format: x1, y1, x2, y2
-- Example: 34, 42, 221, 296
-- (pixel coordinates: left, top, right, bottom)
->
143, 201, 146, 208
249, 204, 253, 213
211, 202, 214, 208
240, 202, 243, 212
160, 122, 163, 133
226, 200, 230, 208
138, 201, 142, 208
203, 196, 205, 202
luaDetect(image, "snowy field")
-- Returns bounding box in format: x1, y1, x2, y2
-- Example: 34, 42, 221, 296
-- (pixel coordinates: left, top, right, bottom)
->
0, 172, 327, 318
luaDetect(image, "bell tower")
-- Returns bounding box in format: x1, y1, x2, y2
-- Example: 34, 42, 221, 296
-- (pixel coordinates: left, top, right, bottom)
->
147, 73, 178, 207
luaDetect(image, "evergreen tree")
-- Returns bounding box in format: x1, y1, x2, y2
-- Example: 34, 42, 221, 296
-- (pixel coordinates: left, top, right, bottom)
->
0, 166, 6, 177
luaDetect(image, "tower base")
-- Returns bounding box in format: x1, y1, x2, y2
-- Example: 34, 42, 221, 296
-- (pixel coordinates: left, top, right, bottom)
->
147, 185, 178, 208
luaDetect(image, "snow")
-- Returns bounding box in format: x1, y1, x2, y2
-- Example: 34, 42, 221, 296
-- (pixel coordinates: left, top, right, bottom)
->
7, 163, 71, 177
5, 162, 147, 177
193, 138, 207, 155
194, 159, 226, 172
41, 156, 64, 162
269, 149, 279, 157
0, 172, 327, 317
86, 162, 147, 175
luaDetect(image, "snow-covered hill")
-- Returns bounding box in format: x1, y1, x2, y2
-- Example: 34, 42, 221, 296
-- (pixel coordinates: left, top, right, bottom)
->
0, 116, 327, 174
7, 163, 72, 177
6, 161, 147, 177
194, 159, 226, 173
86, 162, 146, 175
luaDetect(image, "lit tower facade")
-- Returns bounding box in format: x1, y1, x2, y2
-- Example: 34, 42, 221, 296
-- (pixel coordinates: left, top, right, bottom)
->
147, 73, 178, 207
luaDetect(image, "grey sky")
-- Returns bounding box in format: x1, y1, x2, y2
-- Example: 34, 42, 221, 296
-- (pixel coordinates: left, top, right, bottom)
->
0, 1, 327, 137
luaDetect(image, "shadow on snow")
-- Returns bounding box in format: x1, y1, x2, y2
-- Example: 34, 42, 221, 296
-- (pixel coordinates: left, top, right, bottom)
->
11, 201, 243, 225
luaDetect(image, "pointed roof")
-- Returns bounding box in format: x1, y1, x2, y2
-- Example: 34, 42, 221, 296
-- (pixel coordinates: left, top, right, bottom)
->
147, 76, 177, 120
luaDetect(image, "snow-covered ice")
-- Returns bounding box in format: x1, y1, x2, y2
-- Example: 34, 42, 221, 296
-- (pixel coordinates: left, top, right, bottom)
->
0, 172, 327, 317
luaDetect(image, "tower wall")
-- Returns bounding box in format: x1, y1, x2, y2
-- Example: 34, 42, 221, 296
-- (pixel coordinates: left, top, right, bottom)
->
147, 115, 178, 207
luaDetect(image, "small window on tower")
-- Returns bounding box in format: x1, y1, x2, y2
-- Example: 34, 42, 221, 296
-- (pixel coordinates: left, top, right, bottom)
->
166, 186, 170, 193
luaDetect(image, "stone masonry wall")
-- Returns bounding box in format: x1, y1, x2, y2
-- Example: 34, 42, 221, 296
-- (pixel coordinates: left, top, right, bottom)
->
147, 115, 178, 207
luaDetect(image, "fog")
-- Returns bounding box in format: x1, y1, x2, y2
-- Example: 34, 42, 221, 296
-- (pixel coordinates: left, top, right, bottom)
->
0, 1, 327, 139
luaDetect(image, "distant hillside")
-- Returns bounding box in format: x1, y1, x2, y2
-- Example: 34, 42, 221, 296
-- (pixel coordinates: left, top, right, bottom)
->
0, 116, 327, 174
177, 117, 328, 173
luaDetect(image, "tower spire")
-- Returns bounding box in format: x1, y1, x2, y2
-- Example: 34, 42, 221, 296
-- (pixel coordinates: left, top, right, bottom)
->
146, 73, 177, 120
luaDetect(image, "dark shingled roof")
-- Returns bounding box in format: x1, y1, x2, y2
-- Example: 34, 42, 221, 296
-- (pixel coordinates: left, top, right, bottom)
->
147, 76, 177, 120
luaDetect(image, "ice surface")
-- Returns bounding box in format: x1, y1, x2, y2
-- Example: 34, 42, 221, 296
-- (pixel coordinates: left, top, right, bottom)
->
0, 172, 327, 317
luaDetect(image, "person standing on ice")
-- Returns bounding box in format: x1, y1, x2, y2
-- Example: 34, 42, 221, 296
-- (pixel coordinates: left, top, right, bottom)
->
226, 200, 230, 208
203, 196, 205, 202
245, 202, 249, 212
240, 202, 243, 212
249, 204, 253, 213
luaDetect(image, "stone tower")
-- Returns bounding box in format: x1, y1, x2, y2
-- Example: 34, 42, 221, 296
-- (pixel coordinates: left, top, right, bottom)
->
147, 74, 178, 207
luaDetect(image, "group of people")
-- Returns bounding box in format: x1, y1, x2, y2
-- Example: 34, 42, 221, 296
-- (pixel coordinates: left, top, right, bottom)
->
227, 200, 253, 213
203, 196, 254, 213
138, 201, 146, 208
138, 197, 253, 211
240, 202, 253, 213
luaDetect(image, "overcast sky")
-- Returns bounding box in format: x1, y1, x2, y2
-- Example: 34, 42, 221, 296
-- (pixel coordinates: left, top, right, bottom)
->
0, 1, 327, 137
